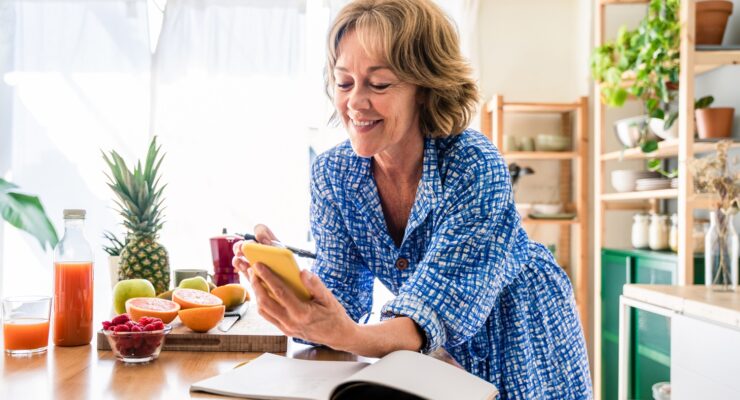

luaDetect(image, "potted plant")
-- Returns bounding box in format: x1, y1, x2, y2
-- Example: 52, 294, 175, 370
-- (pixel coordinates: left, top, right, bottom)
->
103, 231, 127, 289
0, 178, 58, 250
696, 104, 735, 139
696, 0, 734, 45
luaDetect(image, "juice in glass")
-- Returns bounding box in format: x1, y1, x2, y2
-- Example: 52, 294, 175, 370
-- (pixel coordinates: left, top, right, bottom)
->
4, 319, 50, 351
2, 296, 52, 355
53, 261, 94, 346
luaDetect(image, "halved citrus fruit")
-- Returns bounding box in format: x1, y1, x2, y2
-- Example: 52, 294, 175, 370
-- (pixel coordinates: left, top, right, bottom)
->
211, 284, 248, 310
125, 297, 180, 324
178, 305, 225, 333
172, 288, 223, 309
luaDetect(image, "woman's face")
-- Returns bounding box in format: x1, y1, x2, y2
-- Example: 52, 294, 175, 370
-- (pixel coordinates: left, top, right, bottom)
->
333, 30, 422, 159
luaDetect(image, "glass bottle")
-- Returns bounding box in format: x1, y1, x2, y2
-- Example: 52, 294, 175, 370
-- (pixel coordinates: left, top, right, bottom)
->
53, 209, 94, 346
704, 210, 739, 292
648, 214, 669, 251
631, 213, 650, 249
669, 213, 679, 252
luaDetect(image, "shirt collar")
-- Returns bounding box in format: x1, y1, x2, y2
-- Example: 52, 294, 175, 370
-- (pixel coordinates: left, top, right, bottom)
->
349, 137, 441, 249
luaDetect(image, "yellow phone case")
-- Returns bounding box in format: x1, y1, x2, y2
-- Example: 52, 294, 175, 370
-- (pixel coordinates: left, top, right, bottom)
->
241, 242, 311, 301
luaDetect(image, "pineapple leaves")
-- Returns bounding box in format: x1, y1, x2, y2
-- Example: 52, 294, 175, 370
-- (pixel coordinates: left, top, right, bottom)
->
102, 136, 167, 239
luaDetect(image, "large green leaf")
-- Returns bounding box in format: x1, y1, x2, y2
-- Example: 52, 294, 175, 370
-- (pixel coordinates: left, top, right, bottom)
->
0, 178, 59, 250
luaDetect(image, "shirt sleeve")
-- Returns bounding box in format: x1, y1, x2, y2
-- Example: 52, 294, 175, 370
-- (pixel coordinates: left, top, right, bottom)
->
309, 155, 375, 324
380, 146, 522, 353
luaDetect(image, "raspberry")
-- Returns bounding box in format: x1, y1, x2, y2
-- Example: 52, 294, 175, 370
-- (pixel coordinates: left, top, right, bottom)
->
102, 321, 112, 330
114, 324, 130, 333
144, 323, 158, 332
139, 317, 153, 326
125, 321, 137, 328
131, 325, 143, 333
111, 314, 130, 326
151, 321, 165, 330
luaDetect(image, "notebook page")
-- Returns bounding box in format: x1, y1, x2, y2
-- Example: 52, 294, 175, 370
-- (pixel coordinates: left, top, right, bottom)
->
191, 353, 369, 400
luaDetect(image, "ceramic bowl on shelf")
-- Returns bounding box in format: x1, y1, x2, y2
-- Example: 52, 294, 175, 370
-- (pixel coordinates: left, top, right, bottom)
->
515, 203, 533, 217
613, 116, 661, 148
535, 134, 571, 151
611, 170, 660, 192
531, 203, 563, 215
649, 118, 679, 140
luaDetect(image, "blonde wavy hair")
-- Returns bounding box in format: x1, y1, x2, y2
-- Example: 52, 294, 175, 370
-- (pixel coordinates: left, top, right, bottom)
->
326, 0, 479, 138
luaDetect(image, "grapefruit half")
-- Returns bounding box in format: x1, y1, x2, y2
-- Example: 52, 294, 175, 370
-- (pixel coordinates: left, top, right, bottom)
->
178, 305, 225, 333
125, 297, 180, 324
172, 288, 223, 309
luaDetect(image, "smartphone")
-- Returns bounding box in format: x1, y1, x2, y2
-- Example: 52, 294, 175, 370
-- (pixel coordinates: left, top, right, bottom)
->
241, 242, 311, 301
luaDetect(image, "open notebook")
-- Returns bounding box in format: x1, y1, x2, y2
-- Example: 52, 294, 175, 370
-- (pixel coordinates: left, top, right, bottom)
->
190, 350, 498, 400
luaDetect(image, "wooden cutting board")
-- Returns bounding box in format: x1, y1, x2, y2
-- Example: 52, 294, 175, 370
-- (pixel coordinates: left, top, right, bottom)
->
97, 302, 287, 353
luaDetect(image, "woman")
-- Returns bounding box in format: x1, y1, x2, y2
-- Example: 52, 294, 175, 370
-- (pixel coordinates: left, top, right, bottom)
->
233, 0, 592, 398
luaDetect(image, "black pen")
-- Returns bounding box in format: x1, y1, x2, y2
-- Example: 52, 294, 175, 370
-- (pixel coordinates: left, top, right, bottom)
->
236, 233, 317, 259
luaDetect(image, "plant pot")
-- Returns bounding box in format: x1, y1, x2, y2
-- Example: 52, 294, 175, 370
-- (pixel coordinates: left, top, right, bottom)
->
696, 1, 733, 45
696, 107, 735, 139
649, 118, 679, 140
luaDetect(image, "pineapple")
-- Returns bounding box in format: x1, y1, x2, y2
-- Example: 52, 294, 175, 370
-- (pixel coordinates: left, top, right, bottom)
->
103, 137, 170, 294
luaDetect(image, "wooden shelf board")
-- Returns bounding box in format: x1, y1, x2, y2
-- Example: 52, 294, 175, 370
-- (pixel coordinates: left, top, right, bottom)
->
504, 151, 576, 160
695, 50, 740, 68
601, 189, 677, 202
522, 218, 579, 225
600, 0, 649, 5
600, 140, 740, 161
486, 100, 582, 114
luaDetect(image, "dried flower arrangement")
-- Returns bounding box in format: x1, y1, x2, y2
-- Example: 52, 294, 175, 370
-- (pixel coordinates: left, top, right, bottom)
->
690, 140, 740, 290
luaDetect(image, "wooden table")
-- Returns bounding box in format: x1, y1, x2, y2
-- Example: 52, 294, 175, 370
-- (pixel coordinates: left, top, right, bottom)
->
1, 332, 368, 399
2, 330, 459, 399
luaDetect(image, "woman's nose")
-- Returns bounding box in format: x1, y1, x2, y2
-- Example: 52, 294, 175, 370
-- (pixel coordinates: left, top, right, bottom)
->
347, 86, 370, 111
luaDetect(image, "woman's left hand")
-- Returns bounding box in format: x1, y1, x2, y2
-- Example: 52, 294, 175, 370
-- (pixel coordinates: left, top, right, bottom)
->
248, 262, 356, 350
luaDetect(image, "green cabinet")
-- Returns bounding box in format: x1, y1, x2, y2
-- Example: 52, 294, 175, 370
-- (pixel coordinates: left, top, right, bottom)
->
600, 248, 705, 400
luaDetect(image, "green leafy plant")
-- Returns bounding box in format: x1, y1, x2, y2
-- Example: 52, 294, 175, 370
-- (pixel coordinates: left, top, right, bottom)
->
0, 178, 58, 250
591, 0, 680, 115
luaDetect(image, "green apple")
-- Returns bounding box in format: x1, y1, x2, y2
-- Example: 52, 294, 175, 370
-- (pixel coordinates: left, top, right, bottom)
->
178, 276, 210, 292
113, 279, 156, 314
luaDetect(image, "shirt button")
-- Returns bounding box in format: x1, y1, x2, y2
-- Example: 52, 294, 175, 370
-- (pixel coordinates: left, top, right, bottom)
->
395, 258, 409, 270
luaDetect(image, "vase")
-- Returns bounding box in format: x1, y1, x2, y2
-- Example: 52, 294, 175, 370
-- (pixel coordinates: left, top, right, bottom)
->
704, 210, 739, 291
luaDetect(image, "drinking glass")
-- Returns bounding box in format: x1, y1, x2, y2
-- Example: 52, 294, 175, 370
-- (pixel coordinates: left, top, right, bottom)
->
3, 296, 52, 356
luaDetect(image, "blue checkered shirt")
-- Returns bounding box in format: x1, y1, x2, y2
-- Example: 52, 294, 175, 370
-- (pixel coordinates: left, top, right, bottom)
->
308, 130, 592, 399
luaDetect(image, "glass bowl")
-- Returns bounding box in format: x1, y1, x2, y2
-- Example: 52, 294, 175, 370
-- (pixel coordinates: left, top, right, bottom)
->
102, 325, 172, 363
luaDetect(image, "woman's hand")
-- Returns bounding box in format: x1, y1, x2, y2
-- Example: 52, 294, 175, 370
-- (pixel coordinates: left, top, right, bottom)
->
231, 224, 357, 350
248, 262, 357, 350
231, 224, 278, 283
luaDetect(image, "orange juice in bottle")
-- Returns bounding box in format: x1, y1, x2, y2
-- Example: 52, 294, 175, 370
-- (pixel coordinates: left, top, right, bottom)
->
53, 209, 94, 346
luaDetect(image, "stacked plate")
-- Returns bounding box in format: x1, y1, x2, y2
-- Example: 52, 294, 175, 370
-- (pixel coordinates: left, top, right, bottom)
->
611, 170, 661, 192
635, 177, 672, 191
670, 178, 678, 188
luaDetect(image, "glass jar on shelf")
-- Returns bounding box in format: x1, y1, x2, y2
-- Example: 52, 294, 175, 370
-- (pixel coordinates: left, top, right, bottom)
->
632, 213, 650, 249
704, 210, 739, 292
669, 213, 679, 252
649, 213, 670, 251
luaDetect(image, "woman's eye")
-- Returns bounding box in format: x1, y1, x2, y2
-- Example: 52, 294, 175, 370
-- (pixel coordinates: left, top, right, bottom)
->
336, 82, 352, 90
370, 83, 390, 90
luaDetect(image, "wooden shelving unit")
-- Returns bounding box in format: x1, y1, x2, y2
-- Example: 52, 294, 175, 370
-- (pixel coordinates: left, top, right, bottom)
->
481, 94, 589, 342
593, 0, 738, 397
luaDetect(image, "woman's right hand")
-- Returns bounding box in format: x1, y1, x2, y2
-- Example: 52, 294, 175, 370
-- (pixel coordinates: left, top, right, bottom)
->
232, 224, 278, 282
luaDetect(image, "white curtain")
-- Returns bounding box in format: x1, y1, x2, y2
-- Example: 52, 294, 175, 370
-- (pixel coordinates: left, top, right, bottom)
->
0, 0, 152, 316
151, 0, 313, 270
0, 0, 322, 306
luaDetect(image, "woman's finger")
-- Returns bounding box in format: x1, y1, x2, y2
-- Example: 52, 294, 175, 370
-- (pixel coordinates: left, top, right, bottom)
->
250, 268, 290, 322
232, 240, 245, 256
300, 269, 330, 306
253, 262, 306, 314
254, 224, 278, 244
